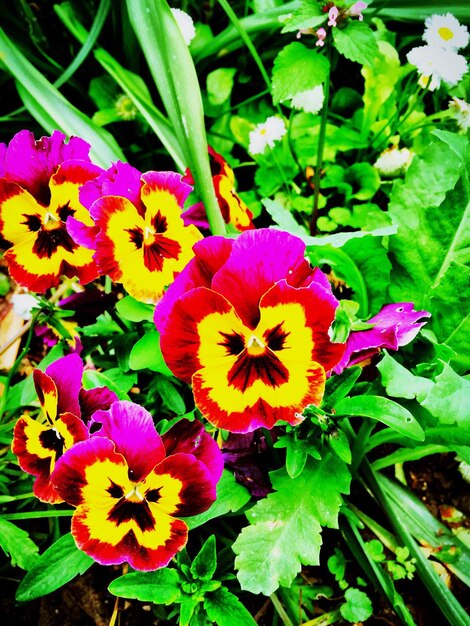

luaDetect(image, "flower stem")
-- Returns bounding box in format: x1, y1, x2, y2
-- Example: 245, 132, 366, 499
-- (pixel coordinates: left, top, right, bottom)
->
310, 40, 332, 235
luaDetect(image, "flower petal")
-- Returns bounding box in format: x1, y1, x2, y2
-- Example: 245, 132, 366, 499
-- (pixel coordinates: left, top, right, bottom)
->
162, 419, 223, 482
88, 401, 166, 481
45, 353, 83, 418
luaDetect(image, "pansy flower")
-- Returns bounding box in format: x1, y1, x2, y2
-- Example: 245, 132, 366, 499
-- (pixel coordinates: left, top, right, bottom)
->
70, 161, 203, 303
155, 229, 345, 433
182, 147, 254, 232
51, 401, 221, 571
0, 130, 103, 292
333, 303, 431, 374
12, 353, 117, 503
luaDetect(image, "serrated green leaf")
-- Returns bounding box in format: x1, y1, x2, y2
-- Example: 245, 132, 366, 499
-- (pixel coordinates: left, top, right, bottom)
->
420, 363, 470, 425
340, 587, 373, 623
190, 536, 217, 581
108, 568, 181, 603
233, 455, 351, 595
280, 2, 325, 34
116, 296, 155, 322
0, 518, 39, 570
336, 396, 425, 441
333, 21, 379, 67
387, 133, 469, 371
263, 198, 308, 236
377, 352, 433, 401
204, 587, 257, 626
272, 42, 329, 104
186, 470, 251, 530
129, 331, 173, 375
15, 534, 93, 602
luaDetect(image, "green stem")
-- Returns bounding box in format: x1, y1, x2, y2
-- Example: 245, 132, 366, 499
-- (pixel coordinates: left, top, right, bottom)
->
1, 510, 74, 521
310, 40, 332, 235
270, 592, 294, 626
351, 421, 375, 475
302, 609, 342, 626
0, 311, 40, 420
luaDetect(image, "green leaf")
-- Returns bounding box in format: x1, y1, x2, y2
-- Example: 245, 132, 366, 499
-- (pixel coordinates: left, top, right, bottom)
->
158, 377, 186, 415
263, 198, 308, 236
116, 296, 154, 322
345, 163, 381, 201
0, 518, 39, 570
204, 587, 257, 626
327, 428, 352, 465
280, 2, 325, 34
207, 68, 236, 106
81, 370, 130, 401
0, 27, 124, 168
191, 536, 217, 581
336, 396, 425, 441
126, 0, 226, 235
361, 40, 400, 137
333, 21, 379, 67
186, 470, 251, 530
15, 533, 93, 602
108, 567, 181, 603
420, 363, 470, 425
387, 133, 469, 371
377, 352, 433, 401
340, 588, 373, 623
271, 42, 329, 104
129, 331, 173, 375
233, 455, 351, 595
323, 367, 362, 411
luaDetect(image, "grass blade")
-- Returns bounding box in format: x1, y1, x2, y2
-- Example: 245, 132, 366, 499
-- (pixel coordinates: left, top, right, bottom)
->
125, 0, 226, 236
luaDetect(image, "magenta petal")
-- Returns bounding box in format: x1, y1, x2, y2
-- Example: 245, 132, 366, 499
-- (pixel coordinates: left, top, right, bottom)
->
141, 170, 193, 208
0, 142, 6, 177
162, 419, 223, 482
182, 201, 210, 229
334, 302, 431, 374
67, 216, 99, 249
88, 401, 166, 480
3, 130, 91, 205
81, 161, 143, 212
45, 354, 83, 417
211, 229, 313, 327
154, 236, 234, 334
79, 386, 118, 422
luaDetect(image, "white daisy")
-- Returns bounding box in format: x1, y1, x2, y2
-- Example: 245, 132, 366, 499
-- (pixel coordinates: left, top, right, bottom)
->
374, 147, 413, 177
423, 13, 469, 51
11, 293, 40, 321
290, 85, 325, 114
407, 45, 468, 90
449, 97, 470, 131
171, 8, 196, 46
248, 116, 287, 154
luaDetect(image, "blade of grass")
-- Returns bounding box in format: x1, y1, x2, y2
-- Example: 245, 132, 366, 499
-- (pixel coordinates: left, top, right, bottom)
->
54, 1, 186, 171
0, 26, 124, 167
365, 464, 470, 626
125, 0, 226, 236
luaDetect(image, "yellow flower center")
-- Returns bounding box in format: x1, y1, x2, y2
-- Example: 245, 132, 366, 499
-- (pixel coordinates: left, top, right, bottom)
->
124, 484, 145, 502
438, 26, 454, 41
260, 128, 267, 135
143, 225, 156, 243
42, 211, 60, 230
246, 334, 266, 356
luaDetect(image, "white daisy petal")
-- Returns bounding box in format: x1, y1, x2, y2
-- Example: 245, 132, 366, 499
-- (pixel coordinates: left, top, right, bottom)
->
248, 116, 287, 155
423, 13, 469, 51
374, 147, 413, 178
407, 45, 468, 90
171, 8, 196, 46
291, 85, 325, 114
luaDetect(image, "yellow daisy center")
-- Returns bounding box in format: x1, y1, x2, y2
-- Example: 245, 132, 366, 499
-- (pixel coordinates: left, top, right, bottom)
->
438, 26, 454, 41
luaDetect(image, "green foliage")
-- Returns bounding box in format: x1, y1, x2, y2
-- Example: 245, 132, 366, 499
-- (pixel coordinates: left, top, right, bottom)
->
333, 21, 379, 67
15, 534, 93, 602
233, 455, 351, 595
271, 42, 330, 104
0, 518, 39, 570
340, 587, 373, 622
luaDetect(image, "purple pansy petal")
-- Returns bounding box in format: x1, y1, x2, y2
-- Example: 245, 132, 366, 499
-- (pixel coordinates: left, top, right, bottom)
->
66, 216, 99, 249
154, 236, 234, 335
211, 229, 314, 328
334, 302, 431, 374
161, 419, 223, 482
46, 354, 83, 417
88, 401, 166, 481
182, 201, 210, 229
81, 161, 143, 213
79, 386, 119, 423
3, 130, 91, 206
222, 430, 273, 498
0, 142, 6, 177
141, 171, 193, 209
58, 289, 118, 326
